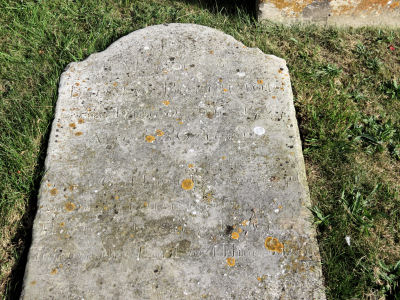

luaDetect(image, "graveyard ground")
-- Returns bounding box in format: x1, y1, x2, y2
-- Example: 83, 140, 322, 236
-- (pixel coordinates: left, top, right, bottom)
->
0, 0, 399, 299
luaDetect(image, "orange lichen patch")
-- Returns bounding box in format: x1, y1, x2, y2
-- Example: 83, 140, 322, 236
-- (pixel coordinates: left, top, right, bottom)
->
30, 280, 37, 285
205, 192, 213, 203
130, 233, 135, 238
263, 0, 315, 14
87, 108, 92, 111
50, 268, 58, 275
390, 1, 400, 9
64, 202, 76, 212
113, 82, 118, 87
145, 135, 156, 143
75, 131, 83, 136
178, 121, 184, 125
87, 87, 92, 91
278, 205, 283, 209
237, 228, 243, 234
188, 163, 194, 168
162, 100, 170, 106
78, 118, 84, 124
50, 188, 58, 196
59, 222, 65, 227
257, 79, 264, 84
143, 201, 148, 207
226, 257, 235, 267
156, 129, 164, 137
177, 225, 183, 234
257, 275, 266, 282
57, 123, 61, 127
272, 96, 276, 99
231, 232, 239, 240
218, 78, 223, 83
72, 93, 79, 97
103, 205, 108, 211
223, 88, 228, 92
241, 220, 249, 226
209, 50, 214, 54
265, 237, 284, 253
181, 179, 194, 190
69, 123, 76, 129
75, 82, 80, 86
115, 195, 120, 200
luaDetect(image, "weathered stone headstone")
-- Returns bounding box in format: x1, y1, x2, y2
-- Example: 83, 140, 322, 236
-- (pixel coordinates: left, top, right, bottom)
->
21, 24, 325, 299
258, 0, 400, 27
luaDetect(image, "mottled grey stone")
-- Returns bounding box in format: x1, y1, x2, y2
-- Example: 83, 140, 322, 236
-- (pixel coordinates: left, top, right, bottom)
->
21, 24, 325, 299
257, 0, 400, 27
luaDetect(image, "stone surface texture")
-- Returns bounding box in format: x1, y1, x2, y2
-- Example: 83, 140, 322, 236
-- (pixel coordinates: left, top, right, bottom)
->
21, 24, 325, 299
258, 0, 400, 27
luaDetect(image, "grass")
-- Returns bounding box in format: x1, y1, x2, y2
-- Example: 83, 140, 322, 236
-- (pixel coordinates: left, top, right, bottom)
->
0, 0, 399, 298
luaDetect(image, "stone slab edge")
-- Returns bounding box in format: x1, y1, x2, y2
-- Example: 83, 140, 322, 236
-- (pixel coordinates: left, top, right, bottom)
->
257, 0, 400, 27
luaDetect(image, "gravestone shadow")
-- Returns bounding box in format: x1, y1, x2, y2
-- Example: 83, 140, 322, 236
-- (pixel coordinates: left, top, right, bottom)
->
175, 0, 257, 18
6, 131, 50, 300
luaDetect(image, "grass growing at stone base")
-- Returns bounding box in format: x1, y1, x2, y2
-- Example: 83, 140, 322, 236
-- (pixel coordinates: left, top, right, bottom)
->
0, 0, 399, 298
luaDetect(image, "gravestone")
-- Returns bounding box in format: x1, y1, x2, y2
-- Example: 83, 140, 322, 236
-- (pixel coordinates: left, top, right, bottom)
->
258, 0, 400, 27
21, 24, 325, 299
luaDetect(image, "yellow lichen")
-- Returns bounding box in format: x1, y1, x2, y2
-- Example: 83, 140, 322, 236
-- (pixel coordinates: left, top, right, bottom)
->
113, 82, 118, 87
209, 50, 214, 54
241, 220, 249, 226
30, 280, 37, 285
238, 228, 243, 234
231, 232, 239, 240
78, 118, 84, 124
50, 188, 58, 196
257, 79, 264, 84
156, 129, 164, 137
143, 201, 148, 207
188, 163, 194, 168
59, 222, 65, 227
74, 131, 83, 136
181, 179, 194, 190
223, 88, 228, 92
69, 123, 76, 129
221, 156, 227, 160
72, 93, 79, 97
226, 257, 235, 267
50, 268, 58, 275
145, 135, 156, 143
162, 100, 170, 106
265, 237, 284, 253
64, 202, 76, 212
